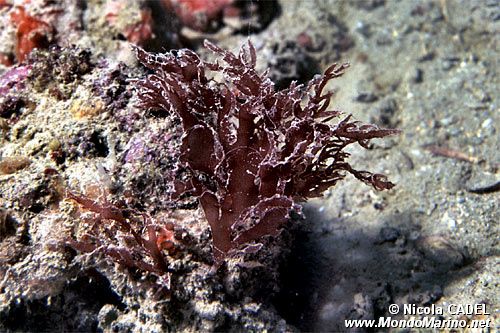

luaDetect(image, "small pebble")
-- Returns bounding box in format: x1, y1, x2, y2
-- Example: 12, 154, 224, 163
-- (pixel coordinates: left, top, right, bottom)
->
0, 156, 31, 175
442, 57, 460, 71
379, 227, 401, 243
355, 92, 378, 103
439, 116, 455, 126
481, 118, 493, 129
355, 21, 372, 38
412, 68, 423, 83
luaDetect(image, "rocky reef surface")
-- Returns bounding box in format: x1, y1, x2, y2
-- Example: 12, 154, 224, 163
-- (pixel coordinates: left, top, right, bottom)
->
0, 0, 498, 332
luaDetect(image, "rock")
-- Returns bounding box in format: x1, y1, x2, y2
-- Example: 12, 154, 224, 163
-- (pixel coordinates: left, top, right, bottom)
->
349, 293, 374, 321
417, 236, 465, 269
97, 304, 119, 329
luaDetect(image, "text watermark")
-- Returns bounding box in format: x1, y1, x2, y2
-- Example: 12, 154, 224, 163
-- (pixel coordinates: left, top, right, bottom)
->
344, 303, 495, 330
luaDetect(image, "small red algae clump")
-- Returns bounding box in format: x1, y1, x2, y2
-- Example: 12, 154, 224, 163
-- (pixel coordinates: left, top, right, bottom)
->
124, 9, 154, 45
0, 54, 13, 67
10, 6, 55, 63
162, 0, 234, 31
156, 223, 176, 253
104, 1, 154, 46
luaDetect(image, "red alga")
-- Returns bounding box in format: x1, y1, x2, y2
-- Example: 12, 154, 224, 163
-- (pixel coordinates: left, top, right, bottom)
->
10, 7, 54, 62
133, 40, 400, 263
